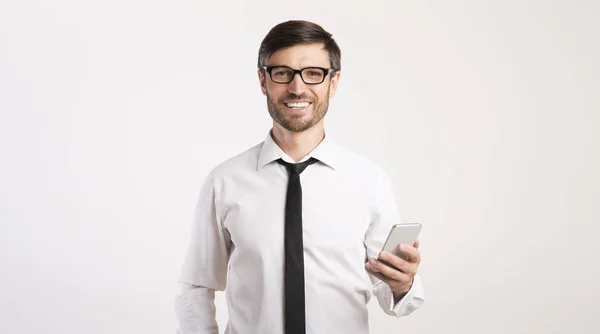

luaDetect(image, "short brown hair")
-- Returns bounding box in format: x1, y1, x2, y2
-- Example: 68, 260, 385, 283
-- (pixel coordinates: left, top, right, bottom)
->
257, 20, 341, 72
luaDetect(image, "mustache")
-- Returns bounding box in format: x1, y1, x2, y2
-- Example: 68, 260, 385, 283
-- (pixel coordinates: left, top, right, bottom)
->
278, 94, 314, 103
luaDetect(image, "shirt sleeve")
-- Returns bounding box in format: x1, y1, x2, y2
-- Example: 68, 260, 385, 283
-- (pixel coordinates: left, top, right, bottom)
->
175, 173, 231, 333
364, 166, 425, 317
174, 283, 219, 334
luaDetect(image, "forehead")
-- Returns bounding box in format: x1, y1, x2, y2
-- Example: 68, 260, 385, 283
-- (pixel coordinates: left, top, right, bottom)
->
266, 43, 330, 68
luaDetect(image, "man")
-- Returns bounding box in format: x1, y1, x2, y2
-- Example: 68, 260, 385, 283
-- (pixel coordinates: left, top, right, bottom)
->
175, 20, 425, 334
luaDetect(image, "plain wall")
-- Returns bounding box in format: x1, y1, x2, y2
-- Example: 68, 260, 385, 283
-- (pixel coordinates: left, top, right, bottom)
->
1, 0, 598, 333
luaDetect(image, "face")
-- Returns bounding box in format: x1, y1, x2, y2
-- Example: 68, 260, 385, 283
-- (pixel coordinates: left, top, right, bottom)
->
258, 43, 340, 133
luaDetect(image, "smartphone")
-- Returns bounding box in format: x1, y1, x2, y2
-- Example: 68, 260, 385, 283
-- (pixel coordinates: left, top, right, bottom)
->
379, 222, 422, 264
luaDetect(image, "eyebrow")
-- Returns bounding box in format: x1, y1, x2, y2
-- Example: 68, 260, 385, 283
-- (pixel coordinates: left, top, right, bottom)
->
265, 65, 330, 69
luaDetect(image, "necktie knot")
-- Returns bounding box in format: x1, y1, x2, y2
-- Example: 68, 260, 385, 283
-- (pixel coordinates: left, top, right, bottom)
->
277, 157, 319, 175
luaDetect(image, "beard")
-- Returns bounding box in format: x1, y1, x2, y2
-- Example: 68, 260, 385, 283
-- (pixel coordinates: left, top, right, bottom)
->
266, 86, 330, 133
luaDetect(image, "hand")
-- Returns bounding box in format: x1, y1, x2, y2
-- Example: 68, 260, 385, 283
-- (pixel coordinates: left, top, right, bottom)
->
365, 239, 421, 300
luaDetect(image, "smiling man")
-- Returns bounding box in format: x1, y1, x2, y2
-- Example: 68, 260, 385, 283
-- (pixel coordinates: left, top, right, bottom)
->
175, 20, 425, 334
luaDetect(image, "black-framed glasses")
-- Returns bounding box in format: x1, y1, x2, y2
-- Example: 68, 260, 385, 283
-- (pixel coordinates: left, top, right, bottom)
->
262, 65, 334, 85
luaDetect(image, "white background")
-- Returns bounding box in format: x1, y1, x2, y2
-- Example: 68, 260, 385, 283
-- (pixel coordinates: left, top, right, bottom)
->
1, 0, 599, 333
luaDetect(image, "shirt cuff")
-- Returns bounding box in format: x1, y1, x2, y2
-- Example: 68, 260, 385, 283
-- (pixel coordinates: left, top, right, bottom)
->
388, 274, 424, 317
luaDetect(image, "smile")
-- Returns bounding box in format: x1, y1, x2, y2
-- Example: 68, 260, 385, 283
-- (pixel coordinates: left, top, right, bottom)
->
284, 102, 311, 109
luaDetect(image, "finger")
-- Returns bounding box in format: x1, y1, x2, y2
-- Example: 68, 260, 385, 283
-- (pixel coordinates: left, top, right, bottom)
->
365, 263, 397, 285
379, 260, 415, 280
414, 239, 420, 249
378, 251, 412, 274
398, 244, 421, 263
368, 258, 412, 283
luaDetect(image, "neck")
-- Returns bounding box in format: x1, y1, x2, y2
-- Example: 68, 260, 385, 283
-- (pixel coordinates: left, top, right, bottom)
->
271, 121, 325, 162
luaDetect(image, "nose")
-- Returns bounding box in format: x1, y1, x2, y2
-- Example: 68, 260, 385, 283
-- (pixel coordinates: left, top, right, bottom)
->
286, 72, 308, 96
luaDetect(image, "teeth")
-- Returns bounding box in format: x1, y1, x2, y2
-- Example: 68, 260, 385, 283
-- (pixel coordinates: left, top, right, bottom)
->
286, 102, 310, 108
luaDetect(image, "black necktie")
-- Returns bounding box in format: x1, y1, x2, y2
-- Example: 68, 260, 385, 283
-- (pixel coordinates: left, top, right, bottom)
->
276, 157, 318, 334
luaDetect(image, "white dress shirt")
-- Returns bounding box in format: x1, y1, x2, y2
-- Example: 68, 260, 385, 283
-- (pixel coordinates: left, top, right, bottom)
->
175, 131, 425, 334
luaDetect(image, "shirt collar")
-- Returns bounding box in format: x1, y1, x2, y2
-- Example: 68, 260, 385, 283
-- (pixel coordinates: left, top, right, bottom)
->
257, 130, 338, 171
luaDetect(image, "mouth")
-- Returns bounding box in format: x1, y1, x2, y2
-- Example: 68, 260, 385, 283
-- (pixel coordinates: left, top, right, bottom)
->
282, 101, 312, 116
284, 101, 312, 109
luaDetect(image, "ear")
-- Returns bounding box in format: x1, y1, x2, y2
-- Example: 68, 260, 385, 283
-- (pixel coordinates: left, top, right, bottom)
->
328, 71, 341, 99
258, 69, 267, 96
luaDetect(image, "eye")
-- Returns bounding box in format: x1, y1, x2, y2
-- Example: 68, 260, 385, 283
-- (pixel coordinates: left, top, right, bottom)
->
304, 69, 324, 79
272, 68, 292, 77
